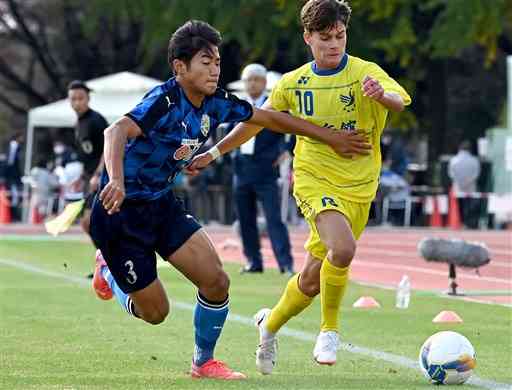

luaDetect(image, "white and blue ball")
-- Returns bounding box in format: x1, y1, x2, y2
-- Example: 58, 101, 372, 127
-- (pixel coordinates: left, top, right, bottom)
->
419, 331, 476, 385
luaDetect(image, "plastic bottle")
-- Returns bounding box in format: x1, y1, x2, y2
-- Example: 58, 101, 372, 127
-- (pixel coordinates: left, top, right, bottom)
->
395, 275, 411, 309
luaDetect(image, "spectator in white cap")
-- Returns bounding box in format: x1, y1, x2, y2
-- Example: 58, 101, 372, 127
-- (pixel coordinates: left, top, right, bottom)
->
231, 63, 294, 275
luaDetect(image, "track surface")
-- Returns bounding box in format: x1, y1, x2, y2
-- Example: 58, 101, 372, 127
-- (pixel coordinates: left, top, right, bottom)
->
1, 224, 510, 305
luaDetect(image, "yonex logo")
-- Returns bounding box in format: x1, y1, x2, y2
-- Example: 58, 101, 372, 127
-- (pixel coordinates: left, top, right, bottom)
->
298, 76, 310, 85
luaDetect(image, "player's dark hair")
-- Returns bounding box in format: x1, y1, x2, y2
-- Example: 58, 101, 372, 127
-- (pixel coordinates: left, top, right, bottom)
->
301, 0, 351, 32
67, 80, 91, 94
168, 20, 222, 73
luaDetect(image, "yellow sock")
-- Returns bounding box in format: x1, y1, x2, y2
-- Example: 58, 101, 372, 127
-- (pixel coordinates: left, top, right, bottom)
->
266, 273, 314, 334
320, 258, 349, 332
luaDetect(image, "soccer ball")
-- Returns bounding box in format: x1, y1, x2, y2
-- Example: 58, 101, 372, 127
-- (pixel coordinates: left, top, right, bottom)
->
419, 331, 476, 385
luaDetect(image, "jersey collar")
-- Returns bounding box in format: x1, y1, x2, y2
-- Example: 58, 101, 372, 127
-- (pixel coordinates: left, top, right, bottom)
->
311, 53, 348, 76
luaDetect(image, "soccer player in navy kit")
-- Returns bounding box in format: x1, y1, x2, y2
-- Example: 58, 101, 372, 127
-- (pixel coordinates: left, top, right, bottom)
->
90, 20, 371, 380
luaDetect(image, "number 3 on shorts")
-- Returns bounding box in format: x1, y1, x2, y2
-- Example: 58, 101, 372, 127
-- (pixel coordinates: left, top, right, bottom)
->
124, 260, 138, 284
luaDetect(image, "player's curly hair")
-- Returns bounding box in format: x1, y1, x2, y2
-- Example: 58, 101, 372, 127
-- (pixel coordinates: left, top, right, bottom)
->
168, 20, 222, 73
301, 0, 351, 32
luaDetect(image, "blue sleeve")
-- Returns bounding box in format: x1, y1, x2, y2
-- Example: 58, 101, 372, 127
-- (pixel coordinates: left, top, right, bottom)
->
215, 90, 253, 124
125, 91, 169, 135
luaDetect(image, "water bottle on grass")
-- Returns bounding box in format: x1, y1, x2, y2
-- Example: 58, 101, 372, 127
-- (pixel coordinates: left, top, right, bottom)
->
396, 275, 411, 309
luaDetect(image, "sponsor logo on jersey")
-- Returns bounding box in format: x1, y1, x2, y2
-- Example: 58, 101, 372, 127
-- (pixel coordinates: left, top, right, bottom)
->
341, 120, 356, 131
174, 138, 201, 161
173, 144, 193, 161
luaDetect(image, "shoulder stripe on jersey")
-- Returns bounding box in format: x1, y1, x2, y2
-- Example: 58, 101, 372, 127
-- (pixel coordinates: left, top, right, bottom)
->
284, 81, 358, 91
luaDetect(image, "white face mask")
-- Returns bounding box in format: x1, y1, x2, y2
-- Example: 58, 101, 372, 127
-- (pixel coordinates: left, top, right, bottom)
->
54, 144, 65, 155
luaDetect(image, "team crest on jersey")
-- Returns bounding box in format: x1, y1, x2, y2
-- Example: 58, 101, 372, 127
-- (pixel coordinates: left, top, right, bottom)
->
340, 88, 355, 112
81, 140, 93, 154
173, 145, 193, 161
200, 114, 210, 136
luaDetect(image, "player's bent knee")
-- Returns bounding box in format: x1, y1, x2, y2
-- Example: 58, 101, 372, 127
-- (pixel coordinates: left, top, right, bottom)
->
136, 295, 170, 325
200, 270, 230, 299
213, 271, 230, 294
140, 305, 169, 325
328, 243, 356, 267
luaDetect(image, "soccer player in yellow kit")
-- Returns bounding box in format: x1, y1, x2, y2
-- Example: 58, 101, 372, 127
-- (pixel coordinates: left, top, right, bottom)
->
187, 0, 411, 374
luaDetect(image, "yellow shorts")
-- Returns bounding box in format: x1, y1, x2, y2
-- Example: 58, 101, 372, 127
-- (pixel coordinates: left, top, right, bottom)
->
293, 178, 371, 260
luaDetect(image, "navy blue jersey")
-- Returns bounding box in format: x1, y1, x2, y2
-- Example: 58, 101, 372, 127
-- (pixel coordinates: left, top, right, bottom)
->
101, 77, 253, 201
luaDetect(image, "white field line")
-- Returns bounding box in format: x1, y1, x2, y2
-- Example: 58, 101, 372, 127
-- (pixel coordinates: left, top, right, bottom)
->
2, 234, 509, 266
1, 257, 510, 390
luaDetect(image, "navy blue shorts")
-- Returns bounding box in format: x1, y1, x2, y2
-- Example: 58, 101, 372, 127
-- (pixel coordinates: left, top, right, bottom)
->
90, 191, 201, 293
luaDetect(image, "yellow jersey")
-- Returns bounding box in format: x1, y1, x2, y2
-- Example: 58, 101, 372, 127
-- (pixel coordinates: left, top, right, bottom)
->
270, 54, 411, 203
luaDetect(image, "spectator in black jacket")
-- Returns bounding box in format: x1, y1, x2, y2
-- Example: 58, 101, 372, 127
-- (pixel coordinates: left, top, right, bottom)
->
5, 131, 24, 221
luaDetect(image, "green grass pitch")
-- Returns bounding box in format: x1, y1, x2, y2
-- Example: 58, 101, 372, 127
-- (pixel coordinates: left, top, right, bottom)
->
0, 239, 510, 389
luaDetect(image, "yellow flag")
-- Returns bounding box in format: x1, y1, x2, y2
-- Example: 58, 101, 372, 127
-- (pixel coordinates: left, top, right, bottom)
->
45, 200, 85, 237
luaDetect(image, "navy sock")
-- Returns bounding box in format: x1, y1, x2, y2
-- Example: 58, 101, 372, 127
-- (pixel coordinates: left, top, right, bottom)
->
193, 292, 229, 366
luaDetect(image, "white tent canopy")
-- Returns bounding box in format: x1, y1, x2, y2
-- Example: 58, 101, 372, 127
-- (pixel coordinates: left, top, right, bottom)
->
25, 71, 164, 174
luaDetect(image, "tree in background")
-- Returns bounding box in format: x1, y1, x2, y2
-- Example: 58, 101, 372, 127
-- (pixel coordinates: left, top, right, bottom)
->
0, 0, 510, 160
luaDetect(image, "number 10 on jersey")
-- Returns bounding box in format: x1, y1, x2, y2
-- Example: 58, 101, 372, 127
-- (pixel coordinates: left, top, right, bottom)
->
295, 90, 314, 115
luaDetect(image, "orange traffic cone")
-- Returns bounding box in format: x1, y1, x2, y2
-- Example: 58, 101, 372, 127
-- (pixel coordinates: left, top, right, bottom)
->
432, 310, 463, 323
353, 296, 381, 308
30, 204, 44, 224
0, 185, 12, 224
429, 195, 443, 228
448, 187, 462, 230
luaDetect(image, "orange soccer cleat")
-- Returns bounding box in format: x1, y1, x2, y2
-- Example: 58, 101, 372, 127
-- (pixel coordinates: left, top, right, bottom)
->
92, 250, 113, 300
190, 359, 247, 380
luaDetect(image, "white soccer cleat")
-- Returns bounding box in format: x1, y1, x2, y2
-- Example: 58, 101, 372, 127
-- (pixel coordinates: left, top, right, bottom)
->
313, 331, 339, 365
254, 308, 277, 375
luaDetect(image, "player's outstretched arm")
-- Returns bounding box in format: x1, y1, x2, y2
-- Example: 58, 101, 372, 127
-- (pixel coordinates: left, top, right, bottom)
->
185, 100, 372, 175
247, 106, 371, 158
215, 100, 371, 159
100, 117, 142, 214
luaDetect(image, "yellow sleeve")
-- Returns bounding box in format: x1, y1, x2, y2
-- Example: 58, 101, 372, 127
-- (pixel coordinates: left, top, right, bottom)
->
269, 77, 291, 111
363, 63, 411, 106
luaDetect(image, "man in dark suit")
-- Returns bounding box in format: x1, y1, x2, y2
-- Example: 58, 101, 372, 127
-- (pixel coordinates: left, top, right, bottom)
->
233, 64, 294, 274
